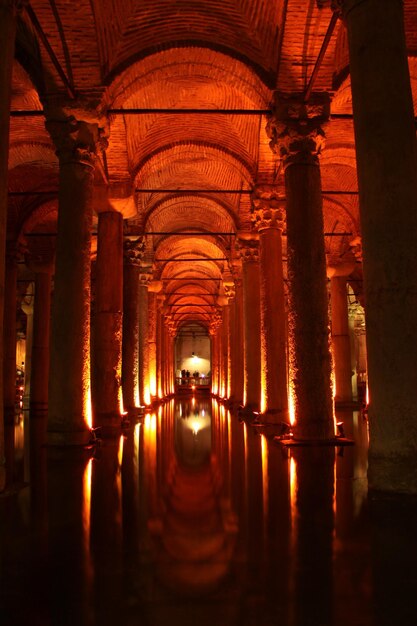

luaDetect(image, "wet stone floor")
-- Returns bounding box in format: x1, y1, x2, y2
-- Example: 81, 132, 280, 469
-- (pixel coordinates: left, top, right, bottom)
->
1, 398, 417, 626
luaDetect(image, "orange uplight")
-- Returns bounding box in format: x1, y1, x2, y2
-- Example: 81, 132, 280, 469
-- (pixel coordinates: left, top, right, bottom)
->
134, 383, 140, 408
86, 386, 93, 429
119, 393, 128, 417
143, 386, 151, 406
288, 385, 295, 426
82, 458, 92, 547
118, 435, 125, 467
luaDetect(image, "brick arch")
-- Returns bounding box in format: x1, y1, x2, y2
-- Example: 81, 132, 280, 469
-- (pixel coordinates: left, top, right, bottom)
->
105, 48, 270, 109
144, 196, 237, 234
135, 143, 253, 193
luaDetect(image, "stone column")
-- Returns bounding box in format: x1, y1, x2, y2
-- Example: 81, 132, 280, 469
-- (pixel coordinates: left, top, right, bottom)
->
328, 262, 355, 405
28, 259, 53, 419
267, 98, 333, 439
252, 186, 288, 420
46, 117, 105, 445
3, 245, 18, 422
334, 0, 417, 492
232, 275, 244, 405
223, 283, 235, 398
92, 210, 123, 432
138, 270, 151, 406
218, 296, 229, 398
156, 296, 165, 398
239, 237, 261, 411
3, 245, 18, 485
0, 0, 21, 490
122, 238, 144, 414
147, 283, 161, 402
21, 286, 34, 411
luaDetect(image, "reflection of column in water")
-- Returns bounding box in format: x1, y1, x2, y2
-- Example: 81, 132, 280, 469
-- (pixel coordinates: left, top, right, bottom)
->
143, 412, 158, 516
371, 497, 417, 626
290, 448, 335, 626
263, 438, 291, 625
29, 413, 48, 533
90, 438, 123, 623
244, 426, 264, 579
47, 449, 93, 625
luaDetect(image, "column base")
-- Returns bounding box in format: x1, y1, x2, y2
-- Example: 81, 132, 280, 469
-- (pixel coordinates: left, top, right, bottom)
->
47, 429, 93, 447
29, 402, 48, 419
94, 411, 123, 438
334, 399, 361, 410
277, 436, 354, 448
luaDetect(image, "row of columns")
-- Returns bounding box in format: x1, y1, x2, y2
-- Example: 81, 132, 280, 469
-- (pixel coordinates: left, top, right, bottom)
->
1, 0, 417, 494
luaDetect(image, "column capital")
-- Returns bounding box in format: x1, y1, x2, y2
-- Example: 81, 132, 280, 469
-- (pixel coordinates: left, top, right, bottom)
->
251, 185, 286, 232
138, 270, 153, 287
349, 236, 363, 263
237, 237, 260, 264
266, 95, 329, 167
123, 237, 145, 266
224, 283, 236, 301
4, 0, 28, 12
46, 116, 107, 168
331, 0, 364, 19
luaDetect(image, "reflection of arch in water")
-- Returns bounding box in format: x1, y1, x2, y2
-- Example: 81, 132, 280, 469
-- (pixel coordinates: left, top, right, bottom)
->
149, 399, 238, 595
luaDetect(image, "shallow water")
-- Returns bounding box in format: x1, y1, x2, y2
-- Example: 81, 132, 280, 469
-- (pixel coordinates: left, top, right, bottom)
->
1, 398, 416, 625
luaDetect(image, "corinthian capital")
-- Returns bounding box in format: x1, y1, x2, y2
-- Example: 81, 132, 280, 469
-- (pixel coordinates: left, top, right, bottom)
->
123, 237, 145, 266
46, 116, 107, 168
237, 237, 260, 264
331, 0, 361, 18
251, 185, 285, 232
266, 95, 329, 167
349, 236, 363, 263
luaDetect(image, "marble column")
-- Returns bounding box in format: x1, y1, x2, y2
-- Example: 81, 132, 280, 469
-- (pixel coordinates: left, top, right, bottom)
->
0, 0, 20, 490
218, 296, 229, 398
223, 283, 235, 399
239, 237, 261, 411
138, 270, 151, 406
3, 245, 18, 485
329, 268, 354, 405
122, 238, 144, 413
252, 186, 288, 420
29, 260, 53, 419
147, 285, 160, 402
3, 245, 18, 422
46, 117, 105, 445
335, 0, 417, 492
267, 99, 334, 439
232, 274, 244, 405
92, 210, 123, 431
21, 286, 34, 411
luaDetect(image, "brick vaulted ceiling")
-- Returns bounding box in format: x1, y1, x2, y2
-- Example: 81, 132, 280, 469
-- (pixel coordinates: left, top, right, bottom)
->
8, 0, 417, 329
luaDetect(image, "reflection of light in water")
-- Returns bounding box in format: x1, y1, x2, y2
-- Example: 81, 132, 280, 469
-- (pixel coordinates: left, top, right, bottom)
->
191, 396, 195, 407
82, 459, 93, 581
202, 409, 205, 417
190, 419, 201, 435
185, 415, 211, 436
118, 435, 124, 467
261, 434, 269, 520
290, 456, 297, 532
134, 423, 141, 477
